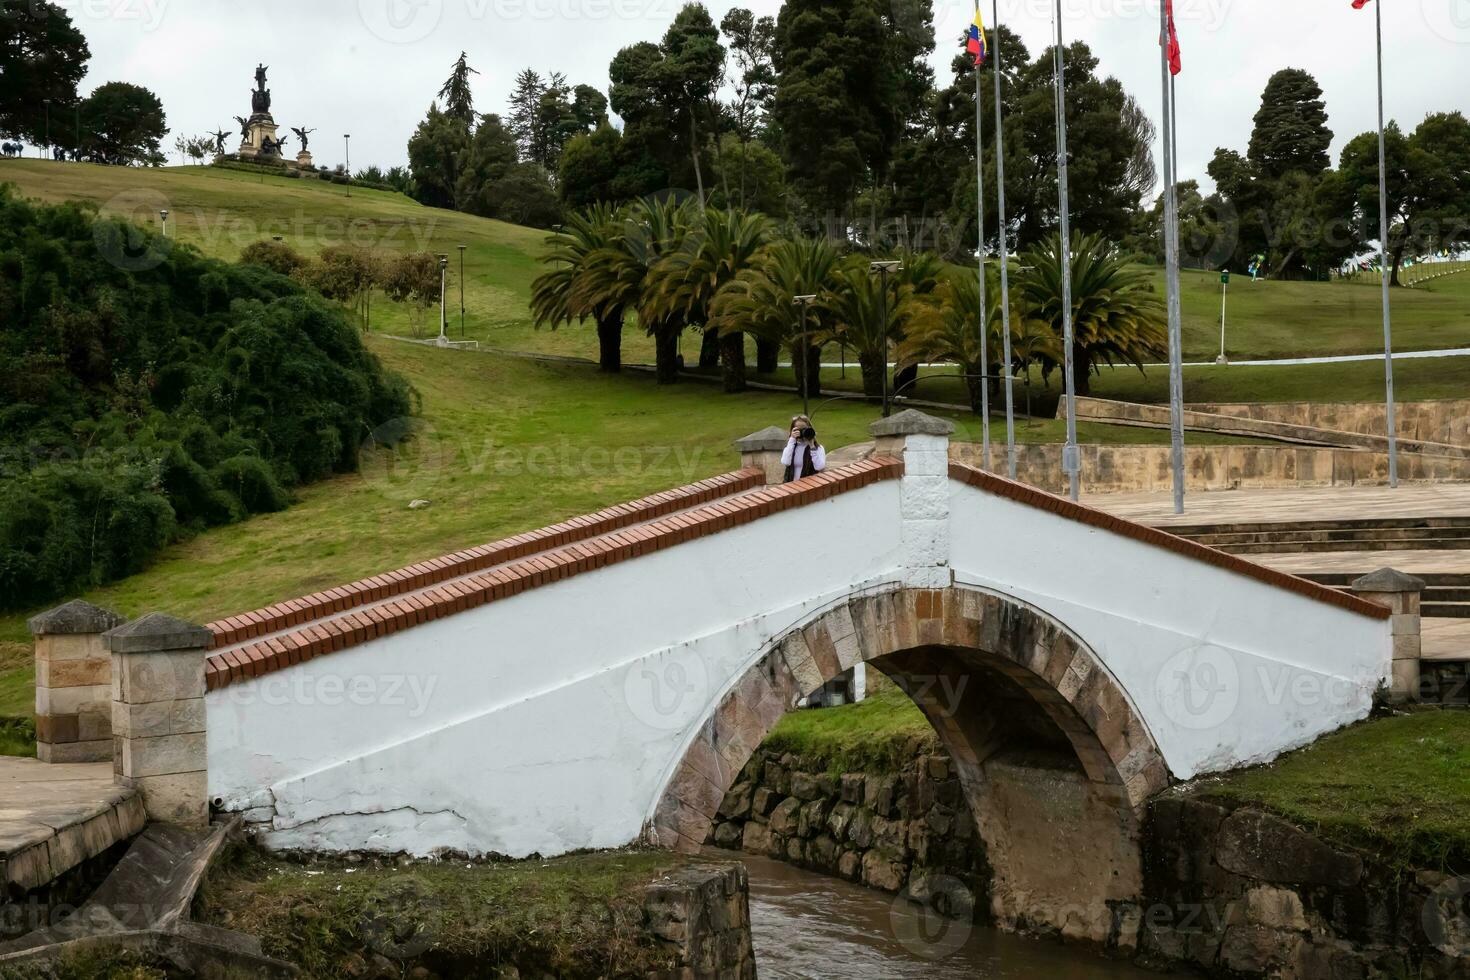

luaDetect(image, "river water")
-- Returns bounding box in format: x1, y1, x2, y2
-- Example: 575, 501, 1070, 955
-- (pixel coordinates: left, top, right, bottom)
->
739, 853, 1194, 980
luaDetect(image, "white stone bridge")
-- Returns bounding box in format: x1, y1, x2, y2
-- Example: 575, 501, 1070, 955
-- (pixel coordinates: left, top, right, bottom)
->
29, 411, 1420, 937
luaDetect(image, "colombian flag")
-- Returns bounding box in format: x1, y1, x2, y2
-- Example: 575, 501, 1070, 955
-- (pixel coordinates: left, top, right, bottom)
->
968, 3, 987, 67
1351, 0, 1373, 7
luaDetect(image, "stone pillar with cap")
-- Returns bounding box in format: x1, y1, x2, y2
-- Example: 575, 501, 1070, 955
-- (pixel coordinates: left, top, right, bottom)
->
28, 599, 125, 763
734, 426, 793, 486
1351, 568, 1426, 703
870, 409, 956, 590
104, 613, 212, 827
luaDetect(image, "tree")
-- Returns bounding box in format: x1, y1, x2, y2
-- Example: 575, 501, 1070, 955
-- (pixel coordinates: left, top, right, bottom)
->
643, 207, 770, 391
816, 256, 924, 398
381, 252, 443, 338
406, 102, 471, 209
455, 112, 519, 212
80, 82, 167, 165
1018, 233, 1167, 397
609, 5, 726, 206
531, 204, 627, 371
294, 246, 382, 331
1326, 112, 1470, 285
239, 239, 307, 277
0, 1, 90, 144
720, 8, 777, 209
438, 51, 479, 124
482, 164, 562, 229
1248, 69, 1332, 180
558, 124, 669, 210
771, 0, 933, 218
900, 268, 1033, 416
572, 197, 695, 383
708, 236, 841, 398
508, 69, 546, 160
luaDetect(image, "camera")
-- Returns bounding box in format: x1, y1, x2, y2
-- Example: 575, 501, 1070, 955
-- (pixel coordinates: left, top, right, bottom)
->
800, 427, 817, 441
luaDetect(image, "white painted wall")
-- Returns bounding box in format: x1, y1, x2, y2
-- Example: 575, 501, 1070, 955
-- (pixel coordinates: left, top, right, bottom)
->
206, 454, 1390, 858
948, 487, 1390, 779
207, 482, 907, 858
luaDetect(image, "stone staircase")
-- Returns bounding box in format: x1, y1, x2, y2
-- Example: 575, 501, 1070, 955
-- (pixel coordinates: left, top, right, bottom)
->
1295, 572, 1470, 620
1163, 517, 1470, 558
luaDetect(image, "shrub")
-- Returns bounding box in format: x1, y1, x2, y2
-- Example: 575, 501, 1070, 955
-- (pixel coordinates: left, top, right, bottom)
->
0, 184, 412, 609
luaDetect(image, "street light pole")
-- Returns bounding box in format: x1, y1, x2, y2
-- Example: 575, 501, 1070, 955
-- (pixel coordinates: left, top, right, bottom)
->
438, 254, 449, 345
870, 261, 903, 418
457, 244, 467, 338
159, 210, 169, 238
1053, 0, 1080, 502
344, 135, 352, 199
1372, 0, 1398, 488
43, 99, 52, 159
793, 295, 818, 420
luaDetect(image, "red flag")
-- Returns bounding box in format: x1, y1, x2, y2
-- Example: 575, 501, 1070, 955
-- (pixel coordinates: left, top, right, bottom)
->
1352, 0, 1373, 7
1166, 0, 1182, 75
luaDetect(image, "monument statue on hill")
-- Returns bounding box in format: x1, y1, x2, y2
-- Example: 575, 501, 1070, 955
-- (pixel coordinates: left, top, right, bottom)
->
291, 127, 314, 152
252, 64, 272, 114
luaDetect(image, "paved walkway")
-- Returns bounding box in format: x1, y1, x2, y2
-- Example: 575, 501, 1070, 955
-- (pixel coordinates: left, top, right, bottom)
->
1088, 483, 1470, 529
0, 759, 143, 894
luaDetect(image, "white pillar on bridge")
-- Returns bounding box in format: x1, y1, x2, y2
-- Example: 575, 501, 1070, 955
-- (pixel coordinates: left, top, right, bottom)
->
870, 410, 957, 590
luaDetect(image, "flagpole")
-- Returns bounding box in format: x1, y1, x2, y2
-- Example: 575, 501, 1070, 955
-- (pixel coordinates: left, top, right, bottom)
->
1055, 0, 1079, 502
975, 30, 992, 471
994, 0, 1017, 480
1374, 0, 1399, 487
1161, 2, 1185, 516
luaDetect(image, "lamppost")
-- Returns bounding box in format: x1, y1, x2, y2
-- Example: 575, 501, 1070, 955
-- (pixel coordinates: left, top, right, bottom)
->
457, 244, 467, 338
43, 99, 52, 159
437, 253, 449, 346
159, 210, 169, 238
869, 261, 903, 418
792, 294, 818, 419
343, 135, 352, 198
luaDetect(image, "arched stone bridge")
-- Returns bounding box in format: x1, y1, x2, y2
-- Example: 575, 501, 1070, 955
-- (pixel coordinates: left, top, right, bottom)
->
78, 410, 1393, 929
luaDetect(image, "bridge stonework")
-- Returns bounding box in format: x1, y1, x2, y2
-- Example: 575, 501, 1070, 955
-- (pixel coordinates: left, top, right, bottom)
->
650, 585, 1171, 855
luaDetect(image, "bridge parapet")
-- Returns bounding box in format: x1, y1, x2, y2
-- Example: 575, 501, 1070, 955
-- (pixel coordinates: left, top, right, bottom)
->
1351, 568, 1427, 702
28, 600, 124, 764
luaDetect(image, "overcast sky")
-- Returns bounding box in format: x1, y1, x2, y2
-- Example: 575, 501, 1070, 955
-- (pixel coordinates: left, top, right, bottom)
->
58, 0, 1470, 195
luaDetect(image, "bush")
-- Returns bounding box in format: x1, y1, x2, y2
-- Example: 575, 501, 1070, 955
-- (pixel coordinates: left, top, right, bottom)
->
239, 239, 307, 277
0, 184, 412, 609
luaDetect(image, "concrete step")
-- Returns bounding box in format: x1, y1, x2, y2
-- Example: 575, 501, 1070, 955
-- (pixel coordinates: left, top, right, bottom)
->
1423, 604, 1470, 619
1213, 538, 1470, 556
1185, 528, 1470, 548
1300, 572, 1470, 588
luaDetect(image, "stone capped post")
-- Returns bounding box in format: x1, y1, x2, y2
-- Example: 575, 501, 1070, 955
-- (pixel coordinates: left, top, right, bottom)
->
1351, 568, 1426, 703
870, 410, 956, 589
28, 600, 125, 763
104, 613, 212, 827
734, 426, 793, 486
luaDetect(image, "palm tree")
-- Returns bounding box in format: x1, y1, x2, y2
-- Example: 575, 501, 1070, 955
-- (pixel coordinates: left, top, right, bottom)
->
888, 251, 946, 398
530, 203, 625, 372
900, 268, 1025, 416
572, 197, 694, 384
818, 256, 921, 399
708, 236, 842, 400
644, 207, 770, 393
1018, 233, 1167, 397
1009, 317, 1063, 420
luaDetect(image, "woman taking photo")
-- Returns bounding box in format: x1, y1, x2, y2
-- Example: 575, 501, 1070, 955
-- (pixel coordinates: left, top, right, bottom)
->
782, 415, 826, 483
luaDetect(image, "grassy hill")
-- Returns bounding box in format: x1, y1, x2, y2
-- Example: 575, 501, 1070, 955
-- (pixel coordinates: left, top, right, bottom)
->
4, 159, 1468, 364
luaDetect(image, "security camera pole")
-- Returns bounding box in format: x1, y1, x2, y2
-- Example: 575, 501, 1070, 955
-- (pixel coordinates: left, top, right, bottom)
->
870, 261, 903, 418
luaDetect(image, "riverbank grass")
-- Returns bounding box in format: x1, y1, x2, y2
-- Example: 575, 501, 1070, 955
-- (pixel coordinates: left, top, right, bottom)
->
1192, 710, 1470, 873
196, 844, 688, 978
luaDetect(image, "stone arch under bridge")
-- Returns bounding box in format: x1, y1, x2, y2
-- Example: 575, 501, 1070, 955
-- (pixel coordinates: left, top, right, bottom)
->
650, 584, 1172, 938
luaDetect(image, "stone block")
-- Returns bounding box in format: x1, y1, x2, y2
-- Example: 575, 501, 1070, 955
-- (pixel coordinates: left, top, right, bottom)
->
36, 739, 112, 764
36, 685, 102, 717
1215, 809, 1362, 888
778, 631, 824, 699
1389, 613, 1419, 638
768, 798, 801, 836
113, 650, 207, 703
38, 655, 110, 688
1390, 659, 1421, 703
128, 771, 208, 826
1239, 885, 1309, 932
77, 704, 112, 741
117, 731, 207, 778
1391, 632, 1420, 662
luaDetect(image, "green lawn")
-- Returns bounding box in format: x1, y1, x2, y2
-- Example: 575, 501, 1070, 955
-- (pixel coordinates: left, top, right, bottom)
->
1198, 710, 1470, 873
4, 159, 1468, 369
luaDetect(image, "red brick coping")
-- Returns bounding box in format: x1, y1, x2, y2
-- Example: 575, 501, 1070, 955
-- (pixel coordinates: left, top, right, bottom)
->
206, 468, 766, 651
948, 462, 1391, 621
205, 458, 904, 690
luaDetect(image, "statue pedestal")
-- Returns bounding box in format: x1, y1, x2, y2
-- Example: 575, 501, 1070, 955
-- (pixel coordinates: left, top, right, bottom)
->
295, 150, 314, 170
239, 114, 280, 161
